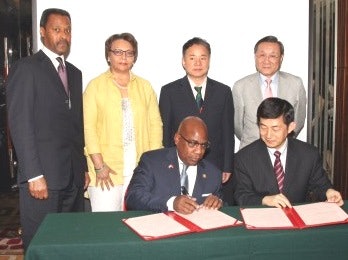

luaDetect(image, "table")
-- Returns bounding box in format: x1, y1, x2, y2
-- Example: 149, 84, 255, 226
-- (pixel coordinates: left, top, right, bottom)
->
25, 202, 348, 260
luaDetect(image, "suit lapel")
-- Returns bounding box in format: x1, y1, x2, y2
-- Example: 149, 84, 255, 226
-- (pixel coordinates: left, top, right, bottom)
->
38, 51, 68, 97
181, 76, 202, 113
277, 72, 289, 97
201, 78, 214, 114
283, 138, 296, 192
250, 73, 263, 104
257, 140, 281, 193
164, 148, 181, 193
192, 161, 208, 198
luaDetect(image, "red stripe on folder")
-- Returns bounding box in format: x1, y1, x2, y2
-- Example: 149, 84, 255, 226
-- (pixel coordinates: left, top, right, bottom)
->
165, 212, 204, 232
283, 207, 306, 229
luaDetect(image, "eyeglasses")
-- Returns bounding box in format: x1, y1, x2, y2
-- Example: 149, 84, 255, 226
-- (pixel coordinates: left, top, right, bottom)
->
256, 54, 280, 61
109, 49, 135, 57
179, 134, 210, 149
255, 54, 280, 61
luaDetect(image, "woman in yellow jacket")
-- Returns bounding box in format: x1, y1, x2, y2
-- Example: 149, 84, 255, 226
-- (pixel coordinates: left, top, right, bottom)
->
83, 33, 163, 211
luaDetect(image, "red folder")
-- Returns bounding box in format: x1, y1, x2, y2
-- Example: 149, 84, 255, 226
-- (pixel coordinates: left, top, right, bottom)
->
240, 202, 348, 230
123, 208, 242, 241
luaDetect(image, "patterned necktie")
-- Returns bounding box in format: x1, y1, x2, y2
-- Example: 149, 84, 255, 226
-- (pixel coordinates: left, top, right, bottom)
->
264, 78, 273, 98
274, 151, 285, 193
56, 57, 69, 94
194, 86, 203, 109
180, 164, 189, 195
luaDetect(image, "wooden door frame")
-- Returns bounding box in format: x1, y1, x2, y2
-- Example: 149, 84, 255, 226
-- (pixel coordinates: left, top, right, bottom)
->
334, 0, 348, 199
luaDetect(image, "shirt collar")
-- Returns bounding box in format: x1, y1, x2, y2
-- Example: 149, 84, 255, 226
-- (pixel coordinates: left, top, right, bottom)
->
259, 72, 279, 85
267, 138, 288, 156
42, 46, 65, 68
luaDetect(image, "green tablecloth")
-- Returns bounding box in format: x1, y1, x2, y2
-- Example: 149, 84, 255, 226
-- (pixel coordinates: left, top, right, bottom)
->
25, 202, 348, 260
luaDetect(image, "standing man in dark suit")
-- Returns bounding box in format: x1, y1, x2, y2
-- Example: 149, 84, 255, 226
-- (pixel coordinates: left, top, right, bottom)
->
6, 8, 89, 250
234, 97, 343, 208
125, 116, 222, 214
159, 37, 235, 205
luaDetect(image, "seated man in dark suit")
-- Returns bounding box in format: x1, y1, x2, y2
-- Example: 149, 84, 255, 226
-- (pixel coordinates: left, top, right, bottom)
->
234, 97, 343, 208
125, 116, 222, 214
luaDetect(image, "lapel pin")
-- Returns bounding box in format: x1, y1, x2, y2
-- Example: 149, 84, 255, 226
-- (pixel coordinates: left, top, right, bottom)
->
202, 173, 207, 179
168, 164, 174, 169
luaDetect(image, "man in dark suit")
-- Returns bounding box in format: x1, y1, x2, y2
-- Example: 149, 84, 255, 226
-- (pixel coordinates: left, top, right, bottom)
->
125, 116, 222, 214
234, 97, 343, 208
6, 8, 89, 250
159, 37, 235, 205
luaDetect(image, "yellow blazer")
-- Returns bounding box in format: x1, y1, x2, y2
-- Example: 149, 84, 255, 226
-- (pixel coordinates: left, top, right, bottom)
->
83, 70, 163, 186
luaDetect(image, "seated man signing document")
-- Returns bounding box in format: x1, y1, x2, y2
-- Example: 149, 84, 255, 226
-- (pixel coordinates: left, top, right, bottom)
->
125, 116, 223, 214
233, 97, 343, 208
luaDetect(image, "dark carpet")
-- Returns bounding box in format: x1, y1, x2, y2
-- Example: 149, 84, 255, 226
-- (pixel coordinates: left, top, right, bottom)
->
0, 191, 23, 256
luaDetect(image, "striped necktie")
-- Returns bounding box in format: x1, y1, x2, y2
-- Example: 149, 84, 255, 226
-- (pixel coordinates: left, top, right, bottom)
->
274, 151, 284, 192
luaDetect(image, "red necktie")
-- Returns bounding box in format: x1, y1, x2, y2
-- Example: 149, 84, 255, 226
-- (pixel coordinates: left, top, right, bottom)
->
56, 57, 69, 94
264, 78, 272, 98
274, 151, 284, 193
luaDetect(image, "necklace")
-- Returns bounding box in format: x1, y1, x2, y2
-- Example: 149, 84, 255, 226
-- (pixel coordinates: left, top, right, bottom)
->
112, 79, 128, 90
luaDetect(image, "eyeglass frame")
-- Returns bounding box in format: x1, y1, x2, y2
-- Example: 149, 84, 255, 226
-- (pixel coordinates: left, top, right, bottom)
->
179, 134, 210, 149
109, 49, 135, 57
255, 53, 281, 61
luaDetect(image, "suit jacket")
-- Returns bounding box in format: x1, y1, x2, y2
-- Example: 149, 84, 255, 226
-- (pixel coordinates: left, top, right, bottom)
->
125, 147, 222, 212
232, 71, 307, 149
159, 76, 234, 173
233, 138, 332, 206
6, 50, 87, 189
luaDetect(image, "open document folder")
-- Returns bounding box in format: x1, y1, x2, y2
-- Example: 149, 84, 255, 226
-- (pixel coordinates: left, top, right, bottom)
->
240, 202, 348, 230
123, 208, 243, 241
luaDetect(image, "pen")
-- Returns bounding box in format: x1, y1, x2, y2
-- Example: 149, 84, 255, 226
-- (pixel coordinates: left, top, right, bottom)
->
181, 186, 189, 196
202, 193, 211, 197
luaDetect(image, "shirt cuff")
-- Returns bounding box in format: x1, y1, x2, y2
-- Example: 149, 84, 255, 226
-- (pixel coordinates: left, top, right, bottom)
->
166, 196, 176, 211
28, 175, 44, 182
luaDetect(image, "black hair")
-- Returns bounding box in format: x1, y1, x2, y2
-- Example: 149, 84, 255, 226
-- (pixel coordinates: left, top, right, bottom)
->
182, 37, 211, 56
257, 97, 294, 126
254, 35, 284, 55
40, 8, 71, 28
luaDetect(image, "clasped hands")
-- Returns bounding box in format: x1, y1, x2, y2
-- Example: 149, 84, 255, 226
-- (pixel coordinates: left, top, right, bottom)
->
173, 194, 222, 214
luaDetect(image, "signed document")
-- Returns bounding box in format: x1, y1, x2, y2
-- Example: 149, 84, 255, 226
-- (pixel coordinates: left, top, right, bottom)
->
123, 208, 242, 241
241, 202, 348, 230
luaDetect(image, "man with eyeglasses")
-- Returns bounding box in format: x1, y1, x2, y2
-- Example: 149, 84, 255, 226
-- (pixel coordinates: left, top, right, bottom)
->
125, 116, 223, 214
232, 35, 307, 150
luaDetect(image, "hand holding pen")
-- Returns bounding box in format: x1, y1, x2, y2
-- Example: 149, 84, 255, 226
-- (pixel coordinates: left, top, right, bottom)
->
174, 188, 200, 214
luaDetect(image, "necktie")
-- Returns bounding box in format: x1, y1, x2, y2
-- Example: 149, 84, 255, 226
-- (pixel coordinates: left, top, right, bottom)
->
274, 151, 285, 193
194, 86, 203, 109
180, 163, 189, 195
56, 57, 69, 94
264, 78, 273, 98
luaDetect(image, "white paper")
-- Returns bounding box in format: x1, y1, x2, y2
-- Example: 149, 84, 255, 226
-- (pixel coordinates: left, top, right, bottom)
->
294, 202, 348, 226
175, 208, 242, 229
124, 213, 190, 238
241, 207, 293, 228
